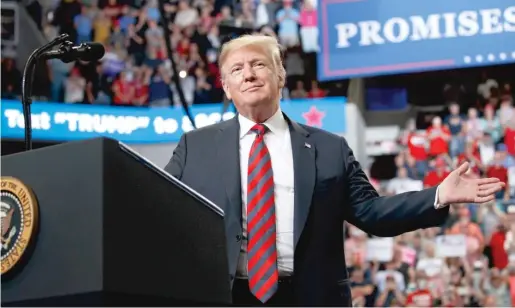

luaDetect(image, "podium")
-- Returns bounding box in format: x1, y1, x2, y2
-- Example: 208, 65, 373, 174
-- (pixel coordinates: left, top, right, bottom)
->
1, 137, 232, 306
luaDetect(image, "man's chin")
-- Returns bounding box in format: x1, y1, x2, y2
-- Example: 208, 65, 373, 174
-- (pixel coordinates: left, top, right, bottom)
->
241, 96, 268, 107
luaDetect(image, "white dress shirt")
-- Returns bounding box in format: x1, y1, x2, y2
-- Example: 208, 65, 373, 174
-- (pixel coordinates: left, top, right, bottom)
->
237, 107, 295, 277
234, 108, 446, 277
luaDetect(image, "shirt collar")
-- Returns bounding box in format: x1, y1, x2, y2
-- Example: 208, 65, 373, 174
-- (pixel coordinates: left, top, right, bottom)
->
238, 107, 288, 139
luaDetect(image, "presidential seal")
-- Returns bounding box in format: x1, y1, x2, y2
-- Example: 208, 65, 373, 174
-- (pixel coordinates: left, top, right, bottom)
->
1, 177, 39, 276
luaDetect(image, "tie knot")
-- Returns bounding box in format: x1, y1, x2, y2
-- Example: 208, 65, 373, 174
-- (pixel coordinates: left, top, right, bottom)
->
251, 124, 268, 136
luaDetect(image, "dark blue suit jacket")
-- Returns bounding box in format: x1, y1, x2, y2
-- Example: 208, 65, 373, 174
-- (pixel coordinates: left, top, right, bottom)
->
164, 113, 449, 306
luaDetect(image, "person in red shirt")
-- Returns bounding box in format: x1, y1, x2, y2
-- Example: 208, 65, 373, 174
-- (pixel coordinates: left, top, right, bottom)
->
486, 162, 508, 184
206, 50, 223, 101
104, 0, 122, 23
400, 119, 428, 176
400, 119, 427, 162
406, 131, 427, 162
132, 69, 149, 106
486, 152, 509, 200
505, 122, 515, 157
307, 80, 326, 98
112, 71, 135, 106
423, 157, 450, 188
457, 142, 483, 175
405, 272, 433, 307
406, 289, 433, 307
490, 223, 509, 270
176, 37, 191, 57
426, 116, 451, 157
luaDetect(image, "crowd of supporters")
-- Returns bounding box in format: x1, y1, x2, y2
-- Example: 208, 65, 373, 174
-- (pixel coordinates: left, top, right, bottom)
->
359, 78, 515, 307
1, 0, 335, 105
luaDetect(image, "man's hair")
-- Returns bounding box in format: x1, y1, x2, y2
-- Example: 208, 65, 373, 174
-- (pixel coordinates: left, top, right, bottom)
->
218, 34, 286, 86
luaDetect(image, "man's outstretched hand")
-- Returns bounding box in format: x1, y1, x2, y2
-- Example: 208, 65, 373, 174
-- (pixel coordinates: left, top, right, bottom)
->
438, 162, 506, 205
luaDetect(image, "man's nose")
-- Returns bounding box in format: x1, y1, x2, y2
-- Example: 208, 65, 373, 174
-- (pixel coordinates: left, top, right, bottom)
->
242, 65, 256, 81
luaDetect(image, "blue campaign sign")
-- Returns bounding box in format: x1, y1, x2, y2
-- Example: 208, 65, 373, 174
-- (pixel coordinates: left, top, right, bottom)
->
318, 0, 515, 80
1, 98, 346, 143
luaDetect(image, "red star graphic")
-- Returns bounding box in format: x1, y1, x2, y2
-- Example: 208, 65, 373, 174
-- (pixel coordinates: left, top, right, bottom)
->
302, 106, 326, 127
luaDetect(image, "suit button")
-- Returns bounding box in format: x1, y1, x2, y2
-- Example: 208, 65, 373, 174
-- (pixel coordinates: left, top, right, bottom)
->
230, 274, 234, 280
236, 235, 242, 242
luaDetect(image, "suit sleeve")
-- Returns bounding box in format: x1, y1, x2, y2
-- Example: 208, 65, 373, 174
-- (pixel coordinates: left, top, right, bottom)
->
164, 133, 187, 180
340, 137, 449, 237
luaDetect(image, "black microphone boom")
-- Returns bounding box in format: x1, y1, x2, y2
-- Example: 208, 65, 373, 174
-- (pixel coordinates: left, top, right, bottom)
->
40, 42, 105, 63
21, 33, 71, 151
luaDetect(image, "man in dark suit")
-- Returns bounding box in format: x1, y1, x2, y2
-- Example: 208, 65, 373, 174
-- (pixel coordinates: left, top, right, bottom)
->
164, 34, 505, 306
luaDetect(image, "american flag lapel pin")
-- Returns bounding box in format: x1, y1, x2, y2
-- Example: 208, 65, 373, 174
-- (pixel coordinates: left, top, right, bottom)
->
304, 142, 311, 148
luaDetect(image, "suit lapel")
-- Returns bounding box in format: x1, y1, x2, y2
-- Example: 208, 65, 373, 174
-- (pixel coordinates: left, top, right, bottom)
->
216, 117, 242, 221
286, 116, 316, 248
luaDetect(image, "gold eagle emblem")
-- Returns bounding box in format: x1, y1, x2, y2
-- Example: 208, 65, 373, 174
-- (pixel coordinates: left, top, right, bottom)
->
1, 177, 39, 277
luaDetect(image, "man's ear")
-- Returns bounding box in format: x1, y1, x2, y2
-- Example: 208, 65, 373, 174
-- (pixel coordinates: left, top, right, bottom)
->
278, 67, 286, 88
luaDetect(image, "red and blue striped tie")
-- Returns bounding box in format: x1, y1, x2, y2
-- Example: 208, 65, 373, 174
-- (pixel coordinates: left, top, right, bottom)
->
247, 123, 279, 303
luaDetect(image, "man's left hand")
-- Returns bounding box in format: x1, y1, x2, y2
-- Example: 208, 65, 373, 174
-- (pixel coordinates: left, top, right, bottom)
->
438, 162, 505, 205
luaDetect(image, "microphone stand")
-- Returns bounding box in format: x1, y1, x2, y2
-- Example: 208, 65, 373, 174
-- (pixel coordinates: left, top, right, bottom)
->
21, 33, 70, 151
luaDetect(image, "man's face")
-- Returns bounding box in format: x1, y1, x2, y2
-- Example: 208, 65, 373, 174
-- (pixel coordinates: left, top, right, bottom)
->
432, 116, 441, 127
222, 45, 282, 112
449, 104, 459, 114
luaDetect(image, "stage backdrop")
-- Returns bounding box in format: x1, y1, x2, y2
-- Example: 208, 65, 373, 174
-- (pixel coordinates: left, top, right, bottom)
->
318, 0, 515, 80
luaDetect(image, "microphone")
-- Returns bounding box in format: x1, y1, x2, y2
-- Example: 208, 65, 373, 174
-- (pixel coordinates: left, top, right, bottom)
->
21, 33, 71, 151
39, 42, 105, 63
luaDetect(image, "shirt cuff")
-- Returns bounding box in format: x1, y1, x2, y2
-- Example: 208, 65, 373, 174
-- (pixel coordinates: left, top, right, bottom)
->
434, 185, 448, 209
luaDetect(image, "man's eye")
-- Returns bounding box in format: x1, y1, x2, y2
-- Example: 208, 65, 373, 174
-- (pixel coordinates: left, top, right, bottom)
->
255, 63, 265, 67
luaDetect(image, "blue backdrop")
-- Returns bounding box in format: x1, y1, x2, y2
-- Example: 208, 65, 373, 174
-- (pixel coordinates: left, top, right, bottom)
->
318, 0, 515, 80
1, 98, 346, 143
